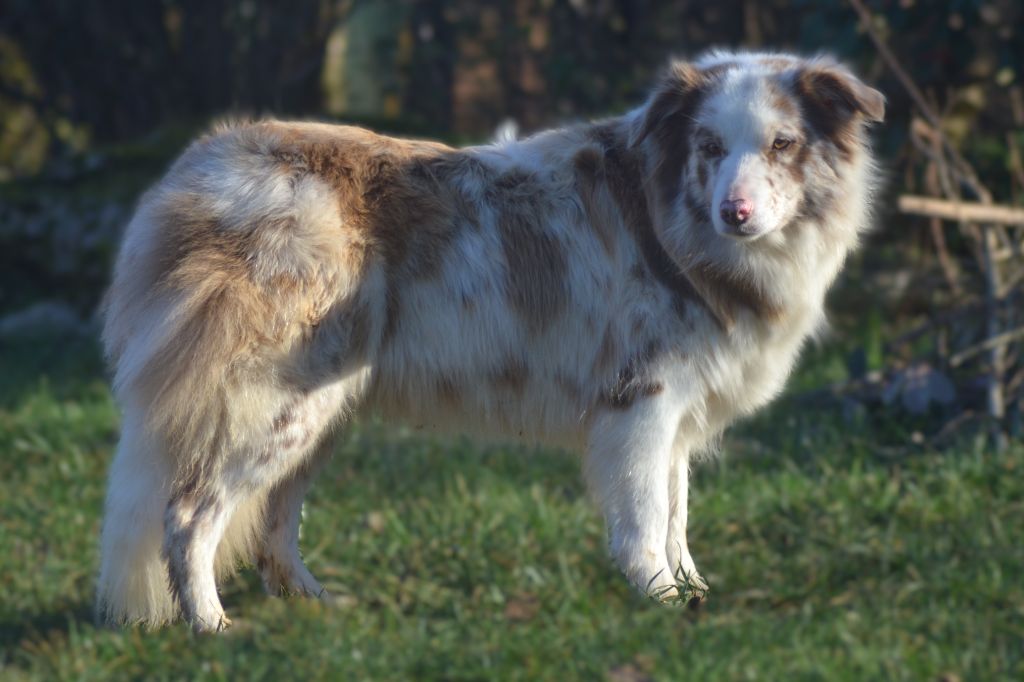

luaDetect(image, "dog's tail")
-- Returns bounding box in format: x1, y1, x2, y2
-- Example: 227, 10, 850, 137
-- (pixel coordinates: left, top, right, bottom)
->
94, 139, 284, 626
96, 403, 178, 627
96, 213, 263, 625
95, 124, 372, 626
95, 182, 287, 626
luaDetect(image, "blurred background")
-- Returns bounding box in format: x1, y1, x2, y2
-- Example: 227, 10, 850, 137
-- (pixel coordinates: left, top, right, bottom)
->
1, 2, 1022, 679
1, 0, 1022, 442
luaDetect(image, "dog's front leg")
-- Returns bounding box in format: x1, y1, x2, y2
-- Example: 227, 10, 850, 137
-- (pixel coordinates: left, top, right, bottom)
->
584, 396, 680, 600
666, 448, 708, 596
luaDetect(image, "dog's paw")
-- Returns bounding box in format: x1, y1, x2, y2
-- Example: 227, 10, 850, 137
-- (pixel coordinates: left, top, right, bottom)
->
625, 563, 678, 602
642, 565, 709, 608
258, 552, 327, 599
191, 611, 232, 634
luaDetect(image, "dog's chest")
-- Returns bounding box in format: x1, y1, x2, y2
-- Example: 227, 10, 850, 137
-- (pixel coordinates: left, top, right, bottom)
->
692, 302, 820, 434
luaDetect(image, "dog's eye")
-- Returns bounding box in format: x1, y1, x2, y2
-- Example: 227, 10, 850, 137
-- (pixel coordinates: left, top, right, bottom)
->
772, 137, 792, 151
701, 141, 724, 157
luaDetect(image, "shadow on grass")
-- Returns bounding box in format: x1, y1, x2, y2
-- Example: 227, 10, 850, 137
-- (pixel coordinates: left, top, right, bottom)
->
0, 601, 95, 651
0, 333, 107, 409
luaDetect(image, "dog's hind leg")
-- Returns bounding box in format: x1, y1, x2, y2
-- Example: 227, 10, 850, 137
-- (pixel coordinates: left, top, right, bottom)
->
162, 474, 238, 633
251, 382, 362, 598
164, 380, 355, 631
256, 439, 335, 598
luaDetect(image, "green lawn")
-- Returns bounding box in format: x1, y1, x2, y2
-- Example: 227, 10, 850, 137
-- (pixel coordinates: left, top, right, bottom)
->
1, 333, 1021, 681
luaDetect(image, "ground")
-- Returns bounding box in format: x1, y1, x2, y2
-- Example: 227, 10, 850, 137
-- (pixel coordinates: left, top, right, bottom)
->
0, 331, 1021, 681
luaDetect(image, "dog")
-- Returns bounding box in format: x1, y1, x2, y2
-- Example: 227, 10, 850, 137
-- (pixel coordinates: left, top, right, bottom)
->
97, 50, 884, 631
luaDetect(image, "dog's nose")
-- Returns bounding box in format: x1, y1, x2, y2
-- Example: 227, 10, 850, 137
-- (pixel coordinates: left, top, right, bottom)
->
719, 199, 753, 227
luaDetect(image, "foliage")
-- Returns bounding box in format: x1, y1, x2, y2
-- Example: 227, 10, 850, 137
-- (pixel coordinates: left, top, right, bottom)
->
1, 1, 1021, 181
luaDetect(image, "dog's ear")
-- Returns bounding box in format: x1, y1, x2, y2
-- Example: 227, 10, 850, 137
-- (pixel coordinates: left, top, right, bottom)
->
795, 64, 885, 129
629, 62, 707, 148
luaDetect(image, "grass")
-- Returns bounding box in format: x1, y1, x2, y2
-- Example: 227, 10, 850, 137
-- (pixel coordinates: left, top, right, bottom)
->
0, 332, 1021, 681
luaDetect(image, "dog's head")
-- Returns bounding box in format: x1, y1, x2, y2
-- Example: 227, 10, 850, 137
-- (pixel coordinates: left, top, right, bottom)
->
631, 52, 884, 244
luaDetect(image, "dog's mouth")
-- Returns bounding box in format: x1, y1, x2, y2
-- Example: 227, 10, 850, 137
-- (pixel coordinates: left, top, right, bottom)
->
717, 223, 767, 241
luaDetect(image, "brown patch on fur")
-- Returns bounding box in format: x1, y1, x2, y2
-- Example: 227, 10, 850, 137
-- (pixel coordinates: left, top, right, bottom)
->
632, 62, 711, 148
272, 405, 296, 433
792, 68, 883, 160
572, 146, 619, 256
132, 216, 252, 472
588, 125, 717, 324
593, 325, 620, 374
763, 83, 807, 180
162, 482, 224, 617
492, 171, 568, 333
572, 145, 602, 176
784, 140, 811, 185
436, 375, 461, 407
766, 77, 800, 120
255, 444, 275, 465
554, 372, 584, 405
629, 62, 732, 212
695, 159, 708, 189
491, 356, 529, 394
758, 56, 798, 70
150, 195, 279, 310
256, 550, 298, 596
682, 188, 713, 227
793, 184, 837, 228
599, 340, 665, 410
266, 124, 474, 344
316, 297, 373, 376
650, 85, 711, 207
421, 154, 486, 229
686, 261, 783, 329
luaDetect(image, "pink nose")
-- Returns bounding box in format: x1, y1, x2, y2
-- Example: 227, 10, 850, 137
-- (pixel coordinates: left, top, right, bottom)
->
719, 199, 753, 227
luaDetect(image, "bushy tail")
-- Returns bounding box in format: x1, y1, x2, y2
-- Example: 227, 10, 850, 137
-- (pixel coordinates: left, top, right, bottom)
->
95, 125, 357, 625
97, 222, 274, 626
96, 408, 177, 627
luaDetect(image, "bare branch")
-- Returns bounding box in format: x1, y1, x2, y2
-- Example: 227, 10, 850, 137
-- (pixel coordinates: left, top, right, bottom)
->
847, 0, 991, 202
897, 196, 1024, 226
950, 327, 1024, 368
